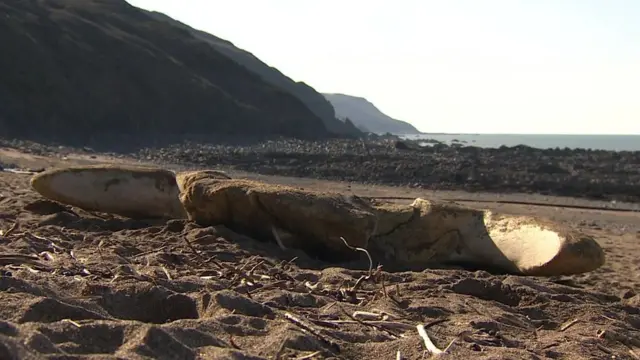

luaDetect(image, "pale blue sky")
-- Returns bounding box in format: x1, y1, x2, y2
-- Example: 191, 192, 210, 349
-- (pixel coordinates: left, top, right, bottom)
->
128, 0, 639, 134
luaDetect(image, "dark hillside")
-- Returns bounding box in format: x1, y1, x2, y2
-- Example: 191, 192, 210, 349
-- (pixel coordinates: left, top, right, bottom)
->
147, 11, 362, 137
0, 0, 330, 146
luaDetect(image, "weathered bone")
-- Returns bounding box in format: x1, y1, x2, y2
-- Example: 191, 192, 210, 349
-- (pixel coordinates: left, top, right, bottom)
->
177, 171, 378, 258
369, 198, 605, 276
29, 166, 606, 275
30, 164, 187, 219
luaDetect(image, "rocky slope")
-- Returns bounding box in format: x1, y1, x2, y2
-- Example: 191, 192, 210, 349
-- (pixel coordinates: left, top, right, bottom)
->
323, 93, 421, 134
146, 11, 362, 137
0, 0, 334, 146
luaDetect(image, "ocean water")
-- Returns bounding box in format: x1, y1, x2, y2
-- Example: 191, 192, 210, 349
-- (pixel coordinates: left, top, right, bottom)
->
401, 134, 640, 152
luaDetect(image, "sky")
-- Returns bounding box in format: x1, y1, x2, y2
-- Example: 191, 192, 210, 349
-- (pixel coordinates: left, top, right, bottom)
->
127, 0, 640, 135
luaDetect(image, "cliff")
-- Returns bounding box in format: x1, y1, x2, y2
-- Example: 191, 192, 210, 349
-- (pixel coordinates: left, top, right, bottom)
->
0, 0, 334, 146
147, 11, 362, 138
323, 93, 421, 135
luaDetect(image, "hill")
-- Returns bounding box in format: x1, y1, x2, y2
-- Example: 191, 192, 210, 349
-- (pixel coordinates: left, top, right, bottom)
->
323, 93, 421, 135
0, 0, 335, 146
147, 12, 362, 137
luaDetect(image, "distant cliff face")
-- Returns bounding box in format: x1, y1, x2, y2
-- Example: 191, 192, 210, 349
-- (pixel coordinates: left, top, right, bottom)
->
147, 12, 362, 138
0, 0, 333, 146
323, 94, 421, 135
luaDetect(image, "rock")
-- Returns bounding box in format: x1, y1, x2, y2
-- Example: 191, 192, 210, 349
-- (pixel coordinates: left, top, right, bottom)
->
394, 141, 411, 150
369, 198, 605, 276
177, 170, 378, 259
30, 165, 187, 219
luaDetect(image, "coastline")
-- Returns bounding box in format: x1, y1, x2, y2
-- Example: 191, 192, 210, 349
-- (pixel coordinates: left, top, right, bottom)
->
401, 133, 640, 152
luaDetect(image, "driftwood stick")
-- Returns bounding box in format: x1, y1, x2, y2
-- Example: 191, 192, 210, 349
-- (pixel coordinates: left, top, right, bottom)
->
352, 311, 383, 321
284, 312, 339, 352
417, 324, 444, 355
3, 222, 18, 237
294, 351, 321, 360
322, 319, 415, 331
0, 254, 51, 270
560, 318, 581, 332
182, 236, 204, 261
271, 226, 287, 251
339, 306, 402, 338
340, 237, 373, 277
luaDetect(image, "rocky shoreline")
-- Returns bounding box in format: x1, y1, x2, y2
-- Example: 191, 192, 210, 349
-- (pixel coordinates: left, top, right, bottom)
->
2, 137, 640, 203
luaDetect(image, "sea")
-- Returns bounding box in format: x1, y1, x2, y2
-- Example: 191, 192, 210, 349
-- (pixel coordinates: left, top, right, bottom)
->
400, 134, 640, 152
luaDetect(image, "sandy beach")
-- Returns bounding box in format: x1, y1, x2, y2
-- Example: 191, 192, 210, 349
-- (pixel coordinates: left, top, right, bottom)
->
0, 147, 639, 360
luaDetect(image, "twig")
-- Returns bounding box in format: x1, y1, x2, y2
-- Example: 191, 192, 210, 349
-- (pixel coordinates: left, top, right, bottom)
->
271, 226, 287, 251
229, 259, 254, 285
61, 319, 82, 328
305, 281, 321, 292
182, 236, 204, 261
560, 318, 581, 332
340, 237, 373, 277
318, 319, 414, 331
350, 275, 368, 293
160, 266, 172, 280
295, 351, 321, 360
353, 311, 383, 321
0, 253, 52, 270
380, 274, 389, 298
284, 312, 339, 352
321, 302, 336, 313
371, 308, 402, 321
424, 318, 449, 329
273, 339, 287, 360
283, 257, 298, 270
96, 239, 114, 276
339, 306, 402, 338
3, 222, 18, 237
417, 324, 444, 355
248, 260, 266, 277
442, 337, 459, 353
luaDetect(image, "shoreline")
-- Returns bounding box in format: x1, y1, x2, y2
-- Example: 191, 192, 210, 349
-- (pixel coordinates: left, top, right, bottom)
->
401, 133, 640, 152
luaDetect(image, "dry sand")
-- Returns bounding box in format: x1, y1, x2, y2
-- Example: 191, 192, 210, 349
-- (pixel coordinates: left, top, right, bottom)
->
0, 148, 639, 359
